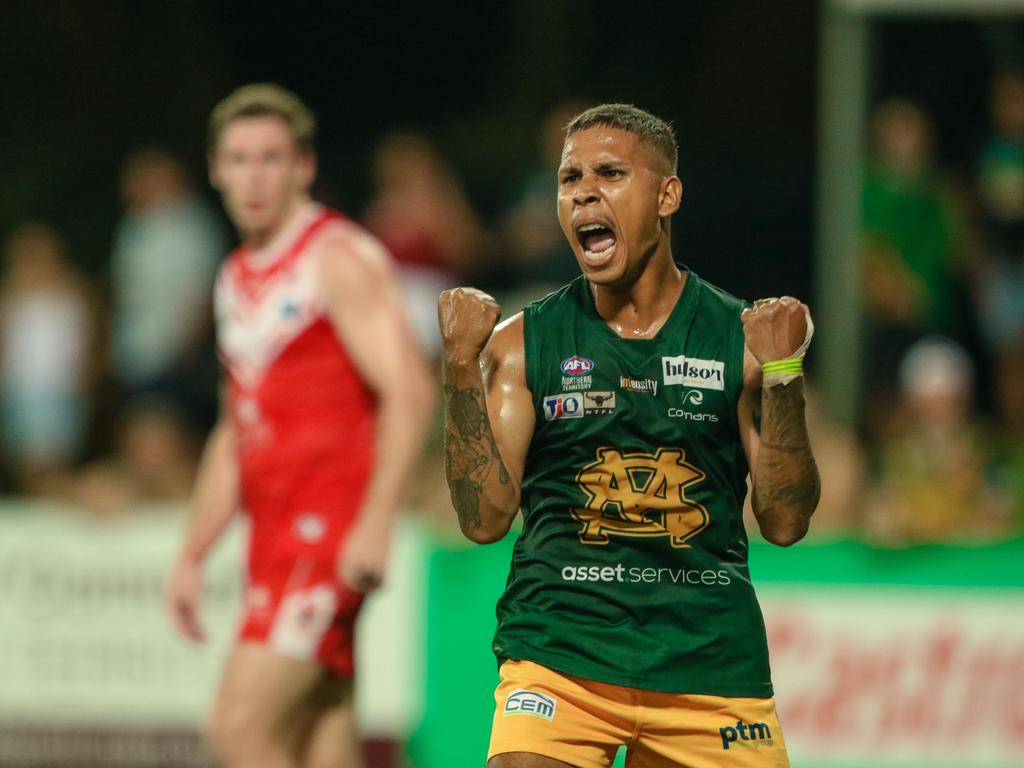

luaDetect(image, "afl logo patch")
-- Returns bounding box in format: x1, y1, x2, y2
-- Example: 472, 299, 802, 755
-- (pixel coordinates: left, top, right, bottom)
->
561, 356, 594, 376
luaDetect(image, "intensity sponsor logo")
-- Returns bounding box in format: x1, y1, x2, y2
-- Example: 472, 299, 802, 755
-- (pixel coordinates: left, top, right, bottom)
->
720, 721, 773, 750
504, 689, 556, 720
619, 376, 658, 396
543, 393, 584, 421
662, 355, 725, 390
559, 562, 732, 586
583, 391, 616, 414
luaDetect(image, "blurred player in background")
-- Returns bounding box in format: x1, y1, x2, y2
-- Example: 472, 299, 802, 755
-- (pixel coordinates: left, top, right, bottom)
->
165, 84, 433, 768
439, 104, 819, 767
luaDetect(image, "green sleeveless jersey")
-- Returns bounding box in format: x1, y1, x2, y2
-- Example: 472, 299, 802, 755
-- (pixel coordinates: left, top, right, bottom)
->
493, 269, 773, 696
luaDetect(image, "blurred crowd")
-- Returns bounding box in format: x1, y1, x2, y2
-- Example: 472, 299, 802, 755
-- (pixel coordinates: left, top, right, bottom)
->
2, 86, 1023, 546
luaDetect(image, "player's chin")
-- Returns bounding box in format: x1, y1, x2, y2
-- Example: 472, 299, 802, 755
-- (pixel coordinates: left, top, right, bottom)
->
575, 245, 624, 282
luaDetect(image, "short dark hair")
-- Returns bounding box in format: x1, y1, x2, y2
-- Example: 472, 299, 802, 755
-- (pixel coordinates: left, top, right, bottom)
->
208, 83, 316, 154
565, 103, 678, 175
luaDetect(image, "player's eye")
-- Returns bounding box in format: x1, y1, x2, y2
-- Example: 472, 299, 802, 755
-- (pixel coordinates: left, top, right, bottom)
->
561, 172, 580, 184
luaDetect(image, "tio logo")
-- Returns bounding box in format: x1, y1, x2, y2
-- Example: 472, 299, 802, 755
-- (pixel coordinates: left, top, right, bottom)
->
720, 721, 772, 750
544, 393, 584, 421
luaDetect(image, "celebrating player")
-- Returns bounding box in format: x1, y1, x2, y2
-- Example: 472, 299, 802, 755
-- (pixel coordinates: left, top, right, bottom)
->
166, 84, 433, 768
439, 104, 819, 768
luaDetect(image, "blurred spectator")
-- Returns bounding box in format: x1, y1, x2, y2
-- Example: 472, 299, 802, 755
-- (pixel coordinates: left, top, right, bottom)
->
364, 131, 488, 359
863, 337, 1013, 545
0, 222, 95, 493
110, 148, 224, 422
498, 100, 585, 293
69, 398, 199, 516
975, 72, 1024, 429
860, 99, 971, 437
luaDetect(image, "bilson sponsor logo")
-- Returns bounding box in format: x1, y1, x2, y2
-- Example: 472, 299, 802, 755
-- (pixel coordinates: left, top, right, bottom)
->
583, 391, 616, 414
504, 689, 556, 720
720, 721, 773, 750
560, 563, 731, 586
561, 356, 594, 376
543, 393, 584, 421
662, 355, 725, 390
620, 376, 657, 396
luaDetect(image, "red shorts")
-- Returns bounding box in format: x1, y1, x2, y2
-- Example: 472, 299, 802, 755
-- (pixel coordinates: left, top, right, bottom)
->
238, 553, 364, 677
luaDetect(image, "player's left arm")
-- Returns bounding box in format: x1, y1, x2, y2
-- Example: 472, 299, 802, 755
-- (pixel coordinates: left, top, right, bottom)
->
737, 296, 821, 546
317, 230, 436, 591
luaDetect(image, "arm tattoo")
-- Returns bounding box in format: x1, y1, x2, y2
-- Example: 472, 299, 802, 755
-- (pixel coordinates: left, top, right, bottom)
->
751, 381, 821, 540
443, 384, 510, 531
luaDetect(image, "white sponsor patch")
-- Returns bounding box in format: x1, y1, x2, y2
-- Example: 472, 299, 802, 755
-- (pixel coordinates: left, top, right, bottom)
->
662, 355, 726, 390
268, 584, 337, 660
504, 688, 556, 720
543, 393, 584, 421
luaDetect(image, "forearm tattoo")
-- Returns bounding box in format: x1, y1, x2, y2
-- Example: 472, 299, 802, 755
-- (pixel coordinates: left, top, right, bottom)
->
443, 384, 510, 532
752, 381, 821, 528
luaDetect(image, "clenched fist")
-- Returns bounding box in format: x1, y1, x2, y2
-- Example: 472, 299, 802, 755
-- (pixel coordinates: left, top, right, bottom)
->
438, 287, 502, 363
741, 296, 812, 364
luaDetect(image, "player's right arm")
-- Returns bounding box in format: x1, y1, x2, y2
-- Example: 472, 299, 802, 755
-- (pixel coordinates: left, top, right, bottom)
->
165, 402, 240, 643
438, 288, 535, 543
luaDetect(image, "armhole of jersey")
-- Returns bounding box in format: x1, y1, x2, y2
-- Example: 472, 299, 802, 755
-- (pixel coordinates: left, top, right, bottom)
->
522, 305, 539, 405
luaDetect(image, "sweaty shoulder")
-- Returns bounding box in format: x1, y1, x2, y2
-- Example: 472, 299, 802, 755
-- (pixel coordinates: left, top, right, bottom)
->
483, 312, 525, 376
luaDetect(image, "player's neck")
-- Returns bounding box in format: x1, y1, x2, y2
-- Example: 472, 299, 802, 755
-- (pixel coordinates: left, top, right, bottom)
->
242, 197, 316, 259
591, 249, 684, 339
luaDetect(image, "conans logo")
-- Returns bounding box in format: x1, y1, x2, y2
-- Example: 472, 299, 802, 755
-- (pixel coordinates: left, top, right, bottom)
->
572, 447, 709, 547
560, 355, 594, 376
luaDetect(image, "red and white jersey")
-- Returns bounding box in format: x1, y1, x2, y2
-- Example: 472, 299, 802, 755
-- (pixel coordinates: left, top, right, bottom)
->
215, 204, 378, 556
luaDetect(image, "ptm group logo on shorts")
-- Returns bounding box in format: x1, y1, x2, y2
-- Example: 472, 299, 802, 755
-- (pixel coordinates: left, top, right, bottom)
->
720, 720, 773, 750
504, 689, 556, 720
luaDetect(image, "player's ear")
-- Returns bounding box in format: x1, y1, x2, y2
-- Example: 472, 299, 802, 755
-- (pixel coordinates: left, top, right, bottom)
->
298, 150, 317, 189
658, 175, 682, 217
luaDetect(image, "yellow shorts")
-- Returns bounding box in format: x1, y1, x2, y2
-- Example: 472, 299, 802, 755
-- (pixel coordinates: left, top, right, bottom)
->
488, 660, 789, 768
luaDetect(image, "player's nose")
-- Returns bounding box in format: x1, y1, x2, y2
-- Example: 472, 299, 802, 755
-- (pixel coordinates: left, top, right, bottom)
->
572, 178, 601, 207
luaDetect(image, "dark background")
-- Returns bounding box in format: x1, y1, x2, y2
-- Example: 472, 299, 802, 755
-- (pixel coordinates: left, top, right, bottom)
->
1, 1, 1020, 302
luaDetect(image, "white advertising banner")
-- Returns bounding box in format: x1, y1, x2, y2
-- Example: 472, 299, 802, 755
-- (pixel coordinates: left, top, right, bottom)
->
762, 587, 1024, 768
0, 506, 423, 736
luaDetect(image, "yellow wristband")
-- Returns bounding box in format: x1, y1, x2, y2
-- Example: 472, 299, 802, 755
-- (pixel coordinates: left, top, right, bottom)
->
762, 357, 803, 387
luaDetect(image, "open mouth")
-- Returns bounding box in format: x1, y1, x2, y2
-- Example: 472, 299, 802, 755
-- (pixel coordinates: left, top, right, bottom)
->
576, 222, 617, 265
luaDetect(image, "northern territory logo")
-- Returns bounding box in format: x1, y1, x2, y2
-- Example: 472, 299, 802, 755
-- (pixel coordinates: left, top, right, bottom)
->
561, 355, 593, 391
543, 393, 584, 421
504, 689, 556, 720
572, 447, 709, 547
662, 355, 725, 391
